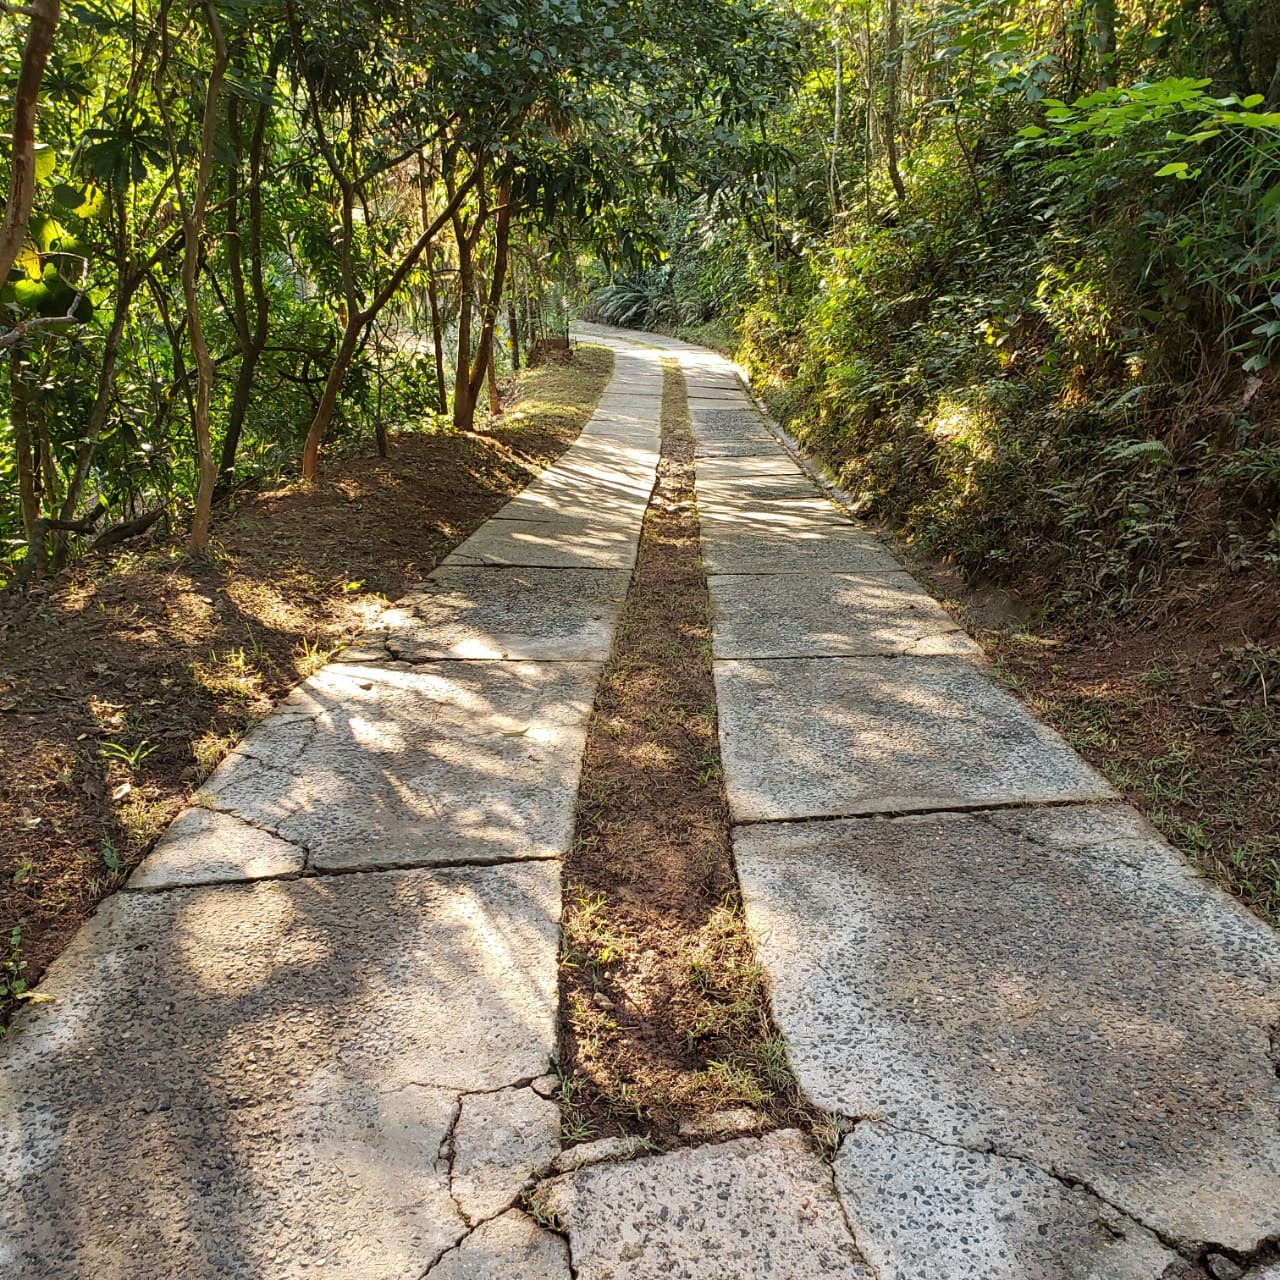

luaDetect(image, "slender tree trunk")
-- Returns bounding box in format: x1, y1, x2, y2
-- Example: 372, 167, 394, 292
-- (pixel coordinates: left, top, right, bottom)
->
218, 89, 271, 492
56, 273, 137, 528
507, 298, 520, 371
1267, 54, 1280, 108
302, 320, 364, 478
296, 150, 476, 477
374, 330, 388, 458
831, 32, 843, 217
882, 0, 907, 204
0, 0, 61, 290
427, 256, 447, 412
419, 157, 449, 413
486, 339, 499, 415
1094, 0, 1117, 89
179, 4, 229, 554
461, 182, 513, 428
11, 352, 39, 539
452, 196, 477, 431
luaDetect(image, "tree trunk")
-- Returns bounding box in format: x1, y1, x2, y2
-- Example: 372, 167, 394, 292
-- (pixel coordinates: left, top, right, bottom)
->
460, 182, 513, 429
217, 89, 271, 494
11, 351, 39, 539
831, 31, 843, 217
180, 3, 229, 555
507, 298, 520, 372
427, 255, 448, 412
882, 0, 907, 204
56, 274, 137, 531
486, 339, 500, 414
0, 0, 61, 290
301, 319, 364, 479
452, 197, 477, 431
297, 153, 476, 477
1095, 0, 1117, 89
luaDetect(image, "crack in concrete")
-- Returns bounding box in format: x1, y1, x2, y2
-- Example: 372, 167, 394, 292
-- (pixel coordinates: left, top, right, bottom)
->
728, 794, 1116, 830
824, 1163, 885, 1280
836, 1116, 1280, 1269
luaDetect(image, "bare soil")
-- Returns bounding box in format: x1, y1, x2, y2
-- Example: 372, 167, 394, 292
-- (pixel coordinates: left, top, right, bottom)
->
0, 346, 614, 1020
913, 557, 1280, 928
557, 359, 809, 1149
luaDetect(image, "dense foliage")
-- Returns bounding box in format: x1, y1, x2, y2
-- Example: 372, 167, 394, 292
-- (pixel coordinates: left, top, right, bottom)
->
0, 0, 792, 580
599, 0, 1280, 607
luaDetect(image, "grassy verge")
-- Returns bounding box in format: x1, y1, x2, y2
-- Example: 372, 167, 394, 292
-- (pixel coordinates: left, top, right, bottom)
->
0, 345, 614, 1022
557, 357, 811, 1148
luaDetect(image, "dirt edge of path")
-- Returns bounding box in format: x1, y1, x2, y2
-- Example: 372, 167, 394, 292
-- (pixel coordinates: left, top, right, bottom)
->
0, 346, 615, 1024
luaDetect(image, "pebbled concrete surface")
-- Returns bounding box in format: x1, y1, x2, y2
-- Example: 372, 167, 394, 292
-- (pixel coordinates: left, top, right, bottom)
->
445, 513, 644, 569
714, 655, 1113, 820
203, 659, 599, 869
0, 863, 560, 1279
451, 1086, 561, 1222
377, 566, 630, 661
835, 1124, 1177, 1280
426, 1211, 571, 1279
700, 507, 902, 575
544, 1128, 873, 1279
708, 570, 981, 659
127, 804, 305, 889
734, 807, 1280, 1249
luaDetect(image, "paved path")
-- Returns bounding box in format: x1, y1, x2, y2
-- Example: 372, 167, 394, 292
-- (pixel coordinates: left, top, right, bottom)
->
4, 325, 1279, 1280
0, 336, 664, 1279
572, 325, 1280, 1279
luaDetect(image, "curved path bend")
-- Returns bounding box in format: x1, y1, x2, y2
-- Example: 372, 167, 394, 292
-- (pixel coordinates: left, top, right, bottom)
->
2, 326, 1278, 1280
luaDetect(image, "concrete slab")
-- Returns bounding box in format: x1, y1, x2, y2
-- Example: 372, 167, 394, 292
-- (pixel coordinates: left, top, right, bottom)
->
203, 660, 599, 868
689, 408, 766, 437
380, 567, 630, 661
700, 509, 902, 575
127, 805, 305, 889
734, 809, 1280, 1249
708, 571, 981, 659
451, 1086, 561, 1221
714, 656, 1112, 820
0, 862, 560, 1278
544, 1129, 872, 1279
834, 1124, 1176, 1280
694, 435, 779, 458
426, 1212, 571, 1279
697, 474, 820, 503
447, 516, 641, 569
696, 454, 806, 485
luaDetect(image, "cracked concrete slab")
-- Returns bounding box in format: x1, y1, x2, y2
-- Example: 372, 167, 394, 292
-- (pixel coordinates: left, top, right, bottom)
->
708, 570, 982, 659
714, 655, 1113, 820
0, 862, 560, 1278
202, 660, 599, 869
379, 567, 630, 661
734, 808, 1280, 1249
544, 1129, 872, 1279
446, 514, 643, 569
426, 1211, 570, 1279
834, 1124, 1177, 1280
127, 804, 306, 890
699, 507, 902, 575
451, 1086, 561, 1222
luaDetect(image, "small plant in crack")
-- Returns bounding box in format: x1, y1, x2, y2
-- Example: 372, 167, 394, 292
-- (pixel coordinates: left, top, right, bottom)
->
521, 1185, 562, 1232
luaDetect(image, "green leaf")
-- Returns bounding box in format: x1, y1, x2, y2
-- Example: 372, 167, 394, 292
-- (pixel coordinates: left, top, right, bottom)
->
1154, 161, 1189, 177
33, 143, 56, 184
